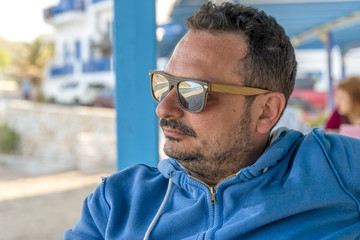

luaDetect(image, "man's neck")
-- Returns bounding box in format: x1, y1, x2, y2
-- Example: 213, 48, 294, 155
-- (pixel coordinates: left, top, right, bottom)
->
186, 168, 224, 187
179, 154, 258, 187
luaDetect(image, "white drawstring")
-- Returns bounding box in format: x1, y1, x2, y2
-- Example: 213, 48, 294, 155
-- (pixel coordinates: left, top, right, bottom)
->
143, 178, 173, 240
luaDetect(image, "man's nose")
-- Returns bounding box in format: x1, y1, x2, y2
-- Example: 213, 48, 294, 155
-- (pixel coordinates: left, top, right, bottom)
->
156, 88, 184, 119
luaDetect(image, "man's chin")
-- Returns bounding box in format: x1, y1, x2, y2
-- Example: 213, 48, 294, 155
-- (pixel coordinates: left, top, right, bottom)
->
165, 136, 180, 142
163, 143, 202, 161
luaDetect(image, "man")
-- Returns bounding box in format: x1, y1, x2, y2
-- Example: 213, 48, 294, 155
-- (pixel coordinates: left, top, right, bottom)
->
65, 2, 360, 239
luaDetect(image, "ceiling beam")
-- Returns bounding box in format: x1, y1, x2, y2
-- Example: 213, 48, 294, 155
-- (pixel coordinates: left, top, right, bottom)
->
291, 9, 360, 46
237, 0, 360, 4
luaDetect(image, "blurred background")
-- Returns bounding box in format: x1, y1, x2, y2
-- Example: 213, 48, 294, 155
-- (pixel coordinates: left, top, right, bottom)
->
1, 0, 360, 239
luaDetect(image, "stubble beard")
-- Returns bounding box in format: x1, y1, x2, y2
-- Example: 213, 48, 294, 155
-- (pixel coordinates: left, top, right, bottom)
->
163, 106, 256, 182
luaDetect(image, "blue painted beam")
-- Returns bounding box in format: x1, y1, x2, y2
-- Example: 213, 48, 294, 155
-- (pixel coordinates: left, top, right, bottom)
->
113, 0, 158, 170
325, 32, 335, 110
340, 47, 347, 81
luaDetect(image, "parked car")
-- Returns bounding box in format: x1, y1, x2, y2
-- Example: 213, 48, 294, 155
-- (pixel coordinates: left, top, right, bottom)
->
289, 89, 327, 110
48, 81, 106, 105
93, 87, 114, 108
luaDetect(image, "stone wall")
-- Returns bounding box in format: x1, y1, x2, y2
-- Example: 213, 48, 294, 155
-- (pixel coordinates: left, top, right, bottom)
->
0, 100, 116, 174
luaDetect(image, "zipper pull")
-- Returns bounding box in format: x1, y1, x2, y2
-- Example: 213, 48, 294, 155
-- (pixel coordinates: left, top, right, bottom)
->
210, 187, 216, 205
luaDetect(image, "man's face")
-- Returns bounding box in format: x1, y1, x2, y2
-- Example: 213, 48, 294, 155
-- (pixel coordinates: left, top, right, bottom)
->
156, 31, 260, 178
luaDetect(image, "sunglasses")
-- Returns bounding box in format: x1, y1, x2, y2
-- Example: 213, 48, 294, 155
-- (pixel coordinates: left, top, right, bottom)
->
149, 70, 270, 113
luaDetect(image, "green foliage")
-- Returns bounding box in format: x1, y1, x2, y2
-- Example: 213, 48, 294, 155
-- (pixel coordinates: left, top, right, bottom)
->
9, 38, 53, 87
0, 47, 11, 68
303, 110, 328, 128
20, 38, 53, 86
0, 124, 19, 153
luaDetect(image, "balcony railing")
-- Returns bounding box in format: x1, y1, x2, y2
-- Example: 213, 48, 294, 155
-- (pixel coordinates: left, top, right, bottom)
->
44, 0, 85, 19
82, 57, 111, 73
50, 65, 74, 76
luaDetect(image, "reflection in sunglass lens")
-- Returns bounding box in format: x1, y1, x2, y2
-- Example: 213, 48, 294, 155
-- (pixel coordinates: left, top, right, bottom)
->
152, 74, 170, 102
178, 81, 205, 112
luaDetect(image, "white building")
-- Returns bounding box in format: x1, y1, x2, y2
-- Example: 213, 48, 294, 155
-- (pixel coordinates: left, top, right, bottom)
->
42, 0, 114, 104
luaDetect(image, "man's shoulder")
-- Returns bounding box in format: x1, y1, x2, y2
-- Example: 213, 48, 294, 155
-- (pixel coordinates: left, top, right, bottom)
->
277, 128, 360, 167
305, 128, 360, 151
300, 128, 360, 186
105, 164, 164, 186
308, 128, 360, 197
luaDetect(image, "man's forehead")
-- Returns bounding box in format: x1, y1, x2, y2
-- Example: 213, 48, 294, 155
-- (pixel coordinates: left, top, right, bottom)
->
166, 31, 247, 84
175, 31, 245, 57
180, 30, 247, 51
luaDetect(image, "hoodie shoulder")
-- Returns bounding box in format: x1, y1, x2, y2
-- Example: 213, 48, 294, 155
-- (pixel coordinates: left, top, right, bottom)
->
106, 164, 163, 186
308, 128, 360, 200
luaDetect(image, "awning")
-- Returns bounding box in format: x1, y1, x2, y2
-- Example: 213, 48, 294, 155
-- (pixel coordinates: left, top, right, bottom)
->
240, 0, 360, 49
159, 0, 360, 108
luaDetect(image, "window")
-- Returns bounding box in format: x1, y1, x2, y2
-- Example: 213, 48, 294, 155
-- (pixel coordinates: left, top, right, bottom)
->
75, 40, 81, 59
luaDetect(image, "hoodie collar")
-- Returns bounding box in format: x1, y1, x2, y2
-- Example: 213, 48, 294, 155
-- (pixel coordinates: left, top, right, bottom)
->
237, 128, 303, 181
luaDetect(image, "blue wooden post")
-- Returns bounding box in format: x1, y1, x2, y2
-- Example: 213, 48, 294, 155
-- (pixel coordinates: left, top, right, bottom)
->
325, 31, 334, 110
113, 0, 158, 170
340, 46, 347, 81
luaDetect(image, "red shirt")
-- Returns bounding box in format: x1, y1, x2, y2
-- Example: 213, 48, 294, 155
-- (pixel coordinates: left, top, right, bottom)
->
325, 109, 349, 130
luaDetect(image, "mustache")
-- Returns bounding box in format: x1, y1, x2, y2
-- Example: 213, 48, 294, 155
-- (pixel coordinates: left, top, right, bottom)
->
160, 119, 197, 138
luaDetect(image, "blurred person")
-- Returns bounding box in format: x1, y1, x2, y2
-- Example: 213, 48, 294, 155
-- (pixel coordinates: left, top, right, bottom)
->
64, 2, 360, 239
21, 78, 31, 100
325, 76, 360, 132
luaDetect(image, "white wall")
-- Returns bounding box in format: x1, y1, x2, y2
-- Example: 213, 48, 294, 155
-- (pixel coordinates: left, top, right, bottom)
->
0, 100, 116, 174
345, 48, 360, 77
296, 46, 360, 91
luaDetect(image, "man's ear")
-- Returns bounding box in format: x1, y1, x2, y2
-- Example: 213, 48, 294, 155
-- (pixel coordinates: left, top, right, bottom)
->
254, 92, 285, 134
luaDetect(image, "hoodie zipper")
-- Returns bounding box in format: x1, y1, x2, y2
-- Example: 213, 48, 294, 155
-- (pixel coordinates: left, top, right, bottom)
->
189, 176, 216, 204
209, 187, 216, 204
189, 175, 236, 205
189, 174, 236, 240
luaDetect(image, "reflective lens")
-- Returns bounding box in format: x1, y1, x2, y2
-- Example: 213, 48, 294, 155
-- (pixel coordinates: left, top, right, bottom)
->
178, 81, 206, 112
151, 73, 207, 112
152, 73, 170, 102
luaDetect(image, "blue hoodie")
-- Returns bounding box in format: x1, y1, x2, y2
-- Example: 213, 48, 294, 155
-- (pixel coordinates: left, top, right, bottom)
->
64, 128, 360, 239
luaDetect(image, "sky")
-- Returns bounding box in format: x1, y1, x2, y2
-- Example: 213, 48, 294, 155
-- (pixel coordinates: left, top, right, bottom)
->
0, 0, 61, 42
0, 0, 173, 43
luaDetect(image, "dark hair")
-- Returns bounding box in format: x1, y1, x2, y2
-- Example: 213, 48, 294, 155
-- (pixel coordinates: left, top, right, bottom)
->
186, 1, 297, 102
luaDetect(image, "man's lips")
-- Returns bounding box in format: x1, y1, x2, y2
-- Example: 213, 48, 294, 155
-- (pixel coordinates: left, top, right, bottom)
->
159, 118, 197, 138
162, 127, 186, 138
